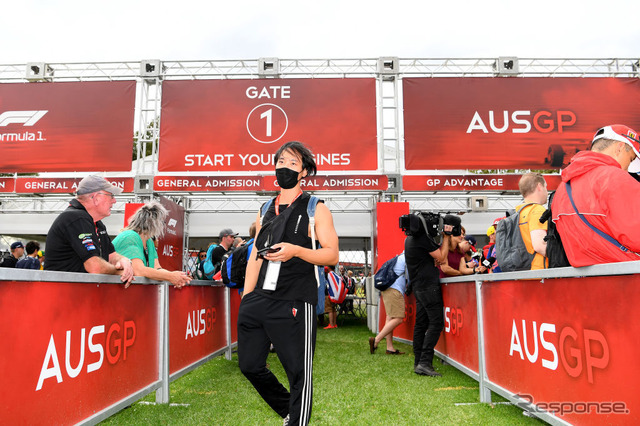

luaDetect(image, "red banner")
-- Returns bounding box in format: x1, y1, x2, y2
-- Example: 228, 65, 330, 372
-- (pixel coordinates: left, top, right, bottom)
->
159, 79, 377, 172
0, 281, 159, 425
154, 175, 388, 192
169, 285, 227, 374
0, 81, 136, 173
0, 177, 15, 192
157, 197, 185, 272
482, 275, 640, 425
403, 78, 640, 170
263, 175, 388, 192
154, 176, 264, 192
15, 177, 135, 194
403, 174, 562, 192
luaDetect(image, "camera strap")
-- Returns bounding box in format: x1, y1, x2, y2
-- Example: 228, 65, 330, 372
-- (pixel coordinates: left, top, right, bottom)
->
416, 214, 430, 236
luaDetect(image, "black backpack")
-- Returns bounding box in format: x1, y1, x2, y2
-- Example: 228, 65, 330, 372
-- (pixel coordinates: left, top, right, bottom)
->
220, 239, 253, 289
540, 190, 570, 268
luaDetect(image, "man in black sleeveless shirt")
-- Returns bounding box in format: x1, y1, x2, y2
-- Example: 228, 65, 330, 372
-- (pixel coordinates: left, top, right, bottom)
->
238, 142, 339, 426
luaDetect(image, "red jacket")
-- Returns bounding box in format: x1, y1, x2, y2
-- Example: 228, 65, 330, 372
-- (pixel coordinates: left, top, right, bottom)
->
551, 151, 640, 267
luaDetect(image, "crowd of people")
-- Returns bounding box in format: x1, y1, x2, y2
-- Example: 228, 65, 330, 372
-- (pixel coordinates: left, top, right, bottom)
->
2, 124, 639, 425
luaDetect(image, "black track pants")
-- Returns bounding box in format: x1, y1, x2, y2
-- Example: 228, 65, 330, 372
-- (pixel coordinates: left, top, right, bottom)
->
413, 285, 444, 367
238, 292, 316, 425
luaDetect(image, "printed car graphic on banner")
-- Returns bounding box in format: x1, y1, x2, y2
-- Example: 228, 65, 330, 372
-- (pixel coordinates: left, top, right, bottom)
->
403, 78, 640, 170
158, 79, 377, 172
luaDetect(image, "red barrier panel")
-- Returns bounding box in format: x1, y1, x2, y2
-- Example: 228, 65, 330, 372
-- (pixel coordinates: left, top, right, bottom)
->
169, 285, 227, 375
482, 275, 640, 425
230, 289, 242, 344
436, 282, 478, 374
0, 280, 160, 425
378, 281, 478, 375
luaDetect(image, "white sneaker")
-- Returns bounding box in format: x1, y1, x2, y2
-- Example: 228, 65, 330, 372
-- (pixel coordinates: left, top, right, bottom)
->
283, 414, 290, 426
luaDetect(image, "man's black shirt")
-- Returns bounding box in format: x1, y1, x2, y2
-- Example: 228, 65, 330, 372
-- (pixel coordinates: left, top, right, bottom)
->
404, 233, 440, 289
45, 199, 114, 273
0, 255, 18, 268
211, 245, 228, 267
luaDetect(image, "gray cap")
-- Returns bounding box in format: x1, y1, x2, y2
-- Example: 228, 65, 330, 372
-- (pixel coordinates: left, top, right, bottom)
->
219, 228, 238, 239
77, 175, 123, 196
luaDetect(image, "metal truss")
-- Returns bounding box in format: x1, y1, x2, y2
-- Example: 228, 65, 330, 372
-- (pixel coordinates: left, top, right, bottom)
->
0, 62, 141, 82
162, 58, 380, 80
2, 57, 637, 83
0, 194, 378, 215
398, 58, 640, 77
185, 194, 376, 214
0, 196, 137, 214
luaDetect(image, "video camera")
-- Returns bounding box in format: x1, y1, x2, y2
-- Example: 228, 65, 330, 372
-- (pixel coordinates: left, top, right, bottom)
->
399, 212, 462, 238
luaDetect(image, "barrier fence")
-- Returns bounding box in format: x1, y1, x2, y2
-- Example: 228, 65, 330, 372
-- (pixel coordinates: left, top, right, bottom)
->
0, 268, 240, 425
4, 261, 637, 424
376, 261, 640, 425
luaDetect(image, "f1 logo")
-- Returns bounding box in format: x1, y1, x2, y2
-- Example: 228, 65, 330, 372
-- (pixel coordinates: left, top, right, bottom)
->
0, 110, 48, 127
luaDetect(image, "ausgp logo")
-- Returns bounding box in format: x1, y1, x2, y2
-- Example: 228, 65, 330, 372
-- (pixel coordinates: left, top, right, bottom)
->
0, 110, 48, 127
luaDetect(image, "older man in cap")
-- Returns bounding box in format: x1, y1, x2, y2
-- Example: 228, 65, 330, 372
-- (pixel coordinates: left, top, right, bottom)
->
552, 124, 640, 266
45, 175, 134, 284
0, 241, 25, 268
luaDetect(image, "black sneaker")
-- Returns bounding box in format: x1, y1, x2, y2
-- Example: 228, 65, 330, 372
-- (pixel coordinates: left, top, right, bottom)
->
414, 364, 442, 377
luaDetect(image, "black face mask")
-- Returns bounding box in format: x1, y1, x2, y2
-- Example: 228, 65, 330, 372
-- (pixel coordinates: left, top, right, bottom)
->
276, 167, 301, 189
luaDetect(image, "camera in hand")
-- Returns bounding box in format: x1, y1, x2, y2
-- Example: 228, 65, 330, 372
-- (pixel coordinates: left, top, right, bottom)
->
443, 214, 462, 236
399, 212, 462, 238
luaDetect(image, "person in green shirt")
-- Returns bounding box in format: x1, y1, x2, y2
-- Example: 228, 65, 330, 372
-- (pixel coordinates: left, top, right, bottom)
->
113, 201, 191, 288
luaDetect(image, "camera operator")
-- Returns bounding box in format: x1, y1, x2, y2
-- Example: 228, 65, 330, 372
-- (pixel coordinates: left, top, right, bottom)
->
402, 213, 453, 377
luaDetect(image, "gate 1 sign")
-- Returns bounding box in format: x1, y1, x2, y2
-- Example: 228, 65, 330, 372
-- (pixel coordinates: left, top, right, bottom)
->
0, 81, 136, 173
159, 79, 377, 172
403, 78, 640, 170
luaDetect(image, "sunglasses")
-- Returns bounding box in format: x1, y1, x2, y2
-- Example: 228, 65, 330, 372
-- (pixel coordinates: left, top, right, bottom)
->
96, 191, 116, 199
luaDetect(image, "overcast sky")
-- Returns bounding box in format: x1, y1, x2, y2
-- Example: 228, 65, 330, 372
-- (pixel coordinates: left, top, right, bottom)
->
3, 0, 639, 64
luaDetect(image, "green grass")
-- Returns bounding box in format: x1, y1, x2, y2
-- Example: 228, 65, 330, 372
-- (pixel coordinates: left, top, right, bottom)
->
102, 317, 543, 425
